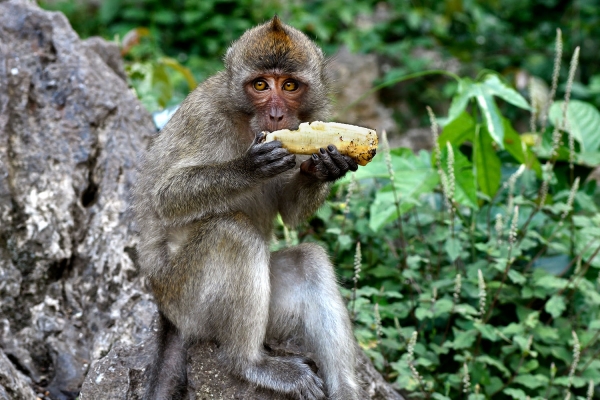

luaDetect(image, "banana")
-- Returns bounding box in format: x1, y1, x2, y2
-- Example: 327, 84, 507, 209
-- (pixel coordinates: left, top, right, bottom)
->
265, 121, 378, 166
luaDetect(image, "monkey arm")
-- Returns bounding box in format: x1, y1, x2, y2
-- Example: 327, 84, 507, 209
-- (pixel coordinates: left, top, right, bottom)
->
153, 162, 261, 220
276, 170, 331, 227
153, 136, 296, 221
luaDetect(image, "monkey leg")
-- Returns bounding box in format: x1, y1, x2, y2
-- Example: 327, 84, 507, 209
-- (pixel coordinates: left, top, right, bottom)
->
268, 243, 361, 400
155, 213, 325, 400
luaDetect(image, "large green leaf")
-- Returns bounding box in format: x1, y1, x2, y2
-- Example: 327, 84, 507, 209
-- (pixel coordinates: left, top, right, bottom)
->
447, 78, 477, 123
438, 111, 475, 146
473, 127, 502, 197
481, 75, 531, 111
434, 111, 475, 169
368, 150, 439, 231
475, 86, 505, 148
549, 99, 600, 151
446, 75, 531, 149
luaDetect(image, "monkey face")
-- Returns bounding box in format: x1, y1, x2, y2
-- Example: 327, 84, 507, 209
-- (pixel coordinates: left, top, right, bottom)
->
245, 74, 306, 133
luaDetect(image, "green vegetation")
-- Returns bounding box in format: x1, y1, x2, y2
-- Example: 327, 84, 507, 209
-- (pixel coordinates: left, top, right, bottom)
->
41, 1, 600, 398
298, 40, 600, 398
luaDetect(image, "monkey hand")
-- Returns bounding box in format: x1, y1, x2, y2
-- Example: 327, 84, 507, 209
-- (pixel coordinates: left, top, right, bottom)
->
243, 131, 297, 179
300, 145, 358, 182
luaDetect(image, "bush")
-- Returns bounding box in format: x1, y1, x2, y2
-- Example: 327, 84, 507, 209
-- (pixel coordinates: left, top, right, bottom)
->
276, 37, 600, 399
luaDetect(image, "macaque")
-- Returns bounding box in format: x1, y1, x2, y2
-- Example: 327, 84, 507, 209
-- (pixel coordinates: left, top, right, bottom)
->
133, 16, 360, 400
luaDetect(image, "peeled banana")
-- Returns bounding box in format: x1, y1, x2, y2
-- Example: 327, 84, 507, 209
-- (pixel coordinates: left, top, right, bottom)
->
264, 121, 378, 166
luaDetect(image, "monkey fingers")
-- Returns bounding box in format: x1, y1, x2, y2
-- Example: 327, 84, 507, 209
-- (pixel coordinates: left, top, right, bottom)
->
250, 140, 285, 155
256, 153, 296, 178
317, 148, 341, 178
312, 145, 357, 181
326, 145, 358, 173
253, 131, 269, 144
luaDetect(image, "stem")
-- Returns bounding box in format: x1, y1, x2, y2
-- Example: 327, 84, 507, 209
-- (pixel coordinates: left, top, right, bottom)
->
489, 343, 529, 396
484, 247, 513, 323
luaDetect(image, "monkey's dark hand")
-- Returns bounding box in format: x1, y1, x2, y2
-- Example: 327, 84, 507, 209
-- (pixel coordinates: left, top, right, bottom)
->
300, 145, 358, 182
243, 131, 297, 179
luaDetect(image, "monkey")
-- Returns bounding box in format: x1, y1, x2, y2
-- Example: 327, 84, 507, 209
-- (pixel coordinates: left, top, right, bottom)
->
133, 16, 361, 400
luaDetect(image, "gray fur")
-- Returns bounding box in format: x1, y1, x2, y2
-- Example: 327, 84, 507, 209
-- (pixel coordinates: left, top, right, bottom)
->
133, 17, 359, 400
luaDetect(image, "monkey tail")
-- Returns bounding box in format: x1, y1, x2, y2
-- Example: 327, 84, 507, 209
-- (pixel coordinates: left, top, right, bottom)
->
144, 311, 189, 400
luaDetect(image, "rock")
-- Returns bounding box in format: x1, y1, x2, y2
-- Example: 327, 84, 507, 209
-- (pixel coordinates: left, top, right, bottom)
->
329, 46, 398, 137
0, 0, 155, 398
81, 338, 404, 400
0, 1, 405, 399
81, 36, 128, 82
0, 348, 38, 400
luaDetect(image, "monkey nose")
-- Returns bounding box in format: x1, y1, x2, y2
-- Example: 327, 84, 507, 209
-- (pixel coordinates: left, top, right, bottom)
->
269, 107, 284, 122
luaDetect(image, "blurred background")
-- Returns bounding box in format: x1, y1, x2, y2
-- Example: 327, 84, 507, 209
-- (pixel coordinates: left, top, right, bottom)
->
39, 0, 600, 131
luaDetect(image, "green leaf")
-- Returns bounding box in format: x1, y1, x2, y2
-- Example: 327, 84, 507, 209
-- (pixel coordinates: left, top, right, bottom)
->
502, 119, 542, 177
503, 388, 528, 400
444, 237, 462, 262
474, 322, 499, 341
367, 150, 439, 231
481, 75, 531, 111
455, 304, 479, 316
447, 78, 477, 123
438, 111, 475, 147
544, 295, 566, 318
415, 307, 434, 320
152, 64, 173, 108
508, 269, 527, 285
534, 275, 567, 290
337, 234, 352, 250
534, 325, 559, 342
446, 329, 477, 349
432, 298, 454, 317
473, 127, 502, 197
513, 374, 549, 389
590, 320, 600, 330
475, 87, 505, 148
468, 395, 485, 400
476, 355, 511, 377
549, 100, 600, 151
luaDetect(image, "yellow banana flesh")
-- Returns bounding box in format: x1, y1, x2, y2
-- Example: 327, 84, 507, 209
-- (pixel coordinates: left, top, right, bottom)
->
265, 121, 378, 166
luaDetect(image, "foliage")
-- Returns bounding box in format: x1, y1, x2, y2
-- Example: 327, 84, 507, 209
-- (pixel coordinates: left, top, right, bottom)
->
40, 0, 600, 114
274, 45, 600, 398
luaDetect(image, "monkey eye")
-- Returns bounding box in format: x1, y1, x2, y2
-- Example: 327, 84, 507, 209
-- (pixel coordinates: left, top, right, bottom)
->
253, 80, 268, 91
282, 80, 299, 91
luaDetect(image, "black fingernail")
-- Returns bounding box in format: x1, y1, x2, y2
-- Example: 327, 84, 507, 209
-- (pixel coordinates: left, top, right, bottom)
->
327, 145, 335, 152
319, 148, 326, 154
312, 154, 319, 160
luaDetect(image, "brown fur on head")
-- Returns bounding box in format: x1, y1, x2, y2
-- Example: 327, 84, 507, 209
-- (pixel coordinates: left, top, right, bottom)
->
224, 16, 331, 125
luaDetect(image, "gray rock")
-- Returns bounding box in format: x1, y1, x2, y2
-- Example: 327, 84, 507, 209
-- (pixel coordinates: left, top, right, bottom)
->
0, 0, 155, 398
0, 348, 37, 400
329, 46, 398, 137
81, 338, 404, 400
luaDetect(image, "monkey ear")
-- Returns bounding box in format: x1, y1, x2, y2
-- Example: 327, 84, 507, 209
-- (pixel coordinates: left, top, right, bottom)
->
269, 15, 285, 32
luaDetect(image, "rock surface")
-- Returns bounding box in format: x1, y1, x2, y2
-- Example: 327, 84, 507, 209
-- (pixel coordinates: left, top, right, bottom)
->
0, 1, 404, 399
329, 46, 398, 137
81, 339, 404, 400
0, 1, 155, 398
